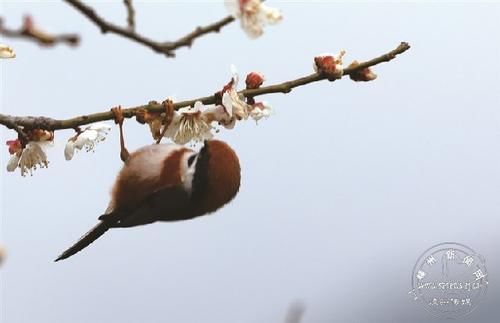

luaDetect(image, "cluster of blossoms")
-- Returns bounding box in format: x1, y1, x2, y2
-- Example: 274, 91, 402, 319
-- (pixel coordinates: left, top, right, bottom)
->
64, 123, 112, 160
4, 67, 272, 175
141, 67, 272, 145
313, 51, 377, 82
6, 129, 54, 176
5, 123, 112, 176
225, 0, 282, 38
313, 50, 346, 81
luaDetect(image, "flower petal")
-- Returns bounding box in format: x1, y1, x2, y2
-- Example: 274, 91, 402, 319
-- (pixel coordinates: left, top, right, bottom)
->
64, 140, 75, 161
7, 154, 20, 172
224, 0, 241, 17
222, 92, 234, 118
87, 122, 112, 132
18, 142, 49, 176
259, 4, 282, 24
0, 44, 16, 59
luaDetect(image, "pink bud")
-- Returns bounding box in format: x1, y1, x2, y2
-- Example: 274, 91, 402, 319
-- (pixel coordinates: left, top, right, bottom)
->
314, 55, 338, 76
22, 15, 34, 32
245, 72, 265, 89
348, 60, 377, 82
350, 67, 378, 82
6, 139, 22, 155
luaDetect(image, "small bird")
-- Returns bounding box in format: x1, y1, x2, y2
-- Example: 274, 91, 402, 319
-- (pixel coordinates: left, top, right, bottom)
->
55, 140, 241, 261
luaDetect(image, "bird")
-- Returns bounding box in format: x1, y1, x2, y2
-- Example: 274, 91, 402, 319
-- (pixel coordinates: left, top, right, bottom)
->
55, 139, 241, 261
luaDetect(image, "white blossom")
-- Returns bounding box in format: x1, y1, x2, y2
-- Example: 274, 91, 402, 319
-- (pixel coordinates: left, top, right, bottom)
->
225, 0, 282, 38
65, 122, 111, 160
7, 142, 51, 176
249, 101, 272, 122
164, 101, 214, 145
221, 65, 250, 121
202, 105, 236, 129
6, 154, 20, 172
222, 91, 249, 121
0, 44, 16, 59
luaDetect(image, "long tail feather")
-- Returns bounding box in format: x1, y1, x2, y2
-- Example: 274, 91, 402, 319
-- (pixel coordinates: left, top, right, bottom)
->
55, 221, 110, 262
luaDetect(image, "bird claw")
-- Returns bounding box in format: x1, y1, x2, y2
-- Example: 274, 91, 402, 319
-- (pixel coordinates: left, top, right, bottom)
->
155, 99, 175, 144
111, 105, 130, 162
111, 106, 125, 126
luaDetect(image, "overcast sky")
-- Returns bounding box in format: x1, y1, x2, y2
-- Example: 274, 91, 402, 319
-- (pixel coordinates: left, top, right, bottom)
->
1, 1, 500, 323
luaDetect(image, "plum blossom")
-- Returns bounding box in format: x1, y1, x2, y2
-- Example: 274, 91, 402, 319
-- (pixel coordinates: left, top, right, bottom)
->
248, 101, 272, 122
211, 66, 272, 128
222, 90, 249, 121
163, 101, 214, 145
313, 50, 346, 80
7, 141, 51, 176
6, 129, 54, 176
0, 44, 16, 59
225, 0, 282, 38
160, 66, 273, 145
202, 105, 236, 129
64, 123, 111, 160
220, 65, 250, 122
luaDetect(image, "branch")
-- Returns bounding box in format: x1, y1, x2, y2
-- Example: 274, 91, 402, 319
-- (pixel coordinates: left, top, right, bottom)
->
1, 118, 28, 143
0, 42, 410, 132
0, 16, 79, 47
123, 0, 135, 30
64, 0, 234, 57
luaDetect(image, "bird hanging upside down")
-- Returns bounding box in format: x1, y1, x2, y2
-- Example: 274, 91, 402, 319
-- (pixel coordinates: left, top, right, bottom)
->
55, 139, 241, 261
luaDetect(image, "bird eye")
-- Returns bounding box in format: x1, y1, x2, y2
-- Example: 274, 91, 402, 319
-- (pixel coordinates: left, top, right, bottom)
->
187, 154, 197, 167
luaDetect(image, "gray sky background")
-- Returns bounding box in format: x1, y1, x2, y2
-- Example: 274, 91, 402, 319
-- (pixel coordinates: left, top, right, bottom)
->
1, 1, 500, 323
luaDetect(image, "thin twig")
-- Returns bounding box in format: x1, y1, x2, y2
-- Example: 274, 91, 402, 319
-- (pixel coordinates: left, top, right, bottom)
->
123, 0, 135, 31
0, 42, 410, 132
64, 0, 234, 57
0, 17, 79, 47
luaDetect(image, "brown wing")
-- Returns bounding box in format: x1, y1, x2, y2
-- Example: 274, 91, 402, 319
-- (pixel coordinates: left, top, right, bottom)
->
101, 185, 192, 227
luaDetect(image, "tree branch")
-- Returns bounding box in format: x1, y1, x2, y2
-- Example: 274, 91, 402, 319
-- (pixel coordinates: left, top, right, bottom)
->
0, 16, 79, 47
123, 0, 135, 30
64, 0, 234, 57
0, 42, 410, 132
0, 118, 29, 143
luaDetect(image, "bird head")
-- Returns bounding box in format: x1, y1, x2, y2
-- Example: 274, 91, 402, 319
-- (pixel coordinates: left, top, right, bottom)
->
190, 140, 241, 215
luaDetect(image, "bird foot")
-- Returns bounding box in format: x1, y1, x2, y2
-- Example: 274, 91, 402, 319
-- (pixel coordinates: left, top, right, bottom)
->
156, 99, 175, 144
111, 106, 130, 162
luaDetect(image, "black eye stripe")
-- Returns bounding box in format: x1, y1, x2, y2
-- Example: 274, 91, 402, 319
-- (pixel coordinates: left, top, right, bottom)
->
187, 154, 197, 167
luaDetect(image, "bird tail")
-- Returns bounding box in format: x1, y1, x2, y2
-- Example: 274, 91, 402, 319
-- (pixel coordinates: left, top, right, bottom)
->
55, 221, 111, 262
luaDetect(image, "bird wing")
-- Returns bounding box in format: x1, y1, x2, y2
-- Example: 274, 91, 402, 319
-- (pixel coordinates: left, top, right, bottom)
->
101, 185, 192, 227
